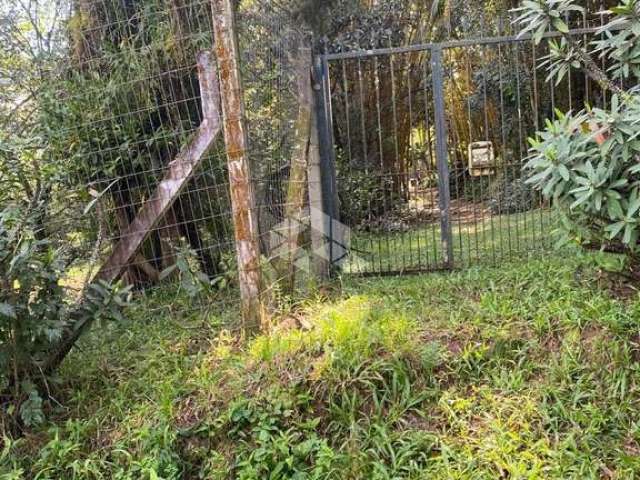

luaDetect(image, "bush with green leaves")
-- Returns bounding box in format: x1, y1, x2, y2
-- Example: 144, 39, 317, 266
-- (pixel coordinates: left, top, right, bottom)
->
338, 167, 400, 229
0, 204, 130, 429
218, 390, 336, 479
517, 0, 640, 277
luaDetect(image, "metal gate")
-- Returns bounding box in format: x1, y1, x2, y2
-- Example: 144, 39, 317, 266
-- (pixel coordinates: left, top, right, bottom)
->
317, 27, 605, 276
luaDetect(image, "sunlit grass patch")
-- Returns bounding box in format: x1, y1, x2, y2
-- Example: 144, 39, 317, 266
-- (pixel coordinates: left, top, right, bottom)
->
346, 208, 554, 274
249, 295, 419, 366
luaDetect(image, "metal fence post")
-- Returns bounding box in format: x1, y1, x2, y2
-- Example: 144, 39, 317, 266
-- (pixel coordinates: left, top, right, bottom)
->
313, 55, 339, 274
309, 55, 329, 280
431, 47, 454, 269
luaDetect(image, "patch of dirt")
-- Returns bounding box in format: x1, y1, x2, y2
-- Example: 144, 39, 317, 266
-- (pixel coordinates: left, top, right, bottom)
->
540, 334, 561, 354
94, 426, 123, 451
446, 339, 464, 355
273, 311, 313, 333
587, 268, 640, 301
624, 437, 640, 456
174, 394, 205, 431
420, 326, 477, 356
604, 277, 640, 301
450, 198, 492, 225
357, 187, 495, 233
581, 325, 606, 345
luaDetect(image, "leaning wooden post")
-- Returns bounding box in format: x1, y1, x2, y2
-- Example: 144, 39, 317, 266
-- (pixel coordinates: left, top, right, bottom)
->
211, 0, 264, 332
280, 43, 312, 293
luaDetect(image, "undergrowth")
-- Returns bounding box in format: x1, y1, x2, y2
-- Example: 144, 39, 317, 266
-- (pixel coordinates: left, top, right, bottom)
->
3, 252, 640, 479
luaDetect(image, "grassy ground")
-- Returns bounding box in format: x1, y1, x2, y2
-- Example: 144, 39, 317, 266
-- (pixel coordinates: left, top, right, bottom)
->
347, 208, 553, 274
3, 250, 640, 479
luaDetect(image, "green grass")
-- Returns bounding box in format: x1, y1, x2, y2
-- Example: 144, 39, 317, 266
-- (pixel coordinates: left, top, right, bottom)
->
4, 250, 640, 479
347, 208, 553, 273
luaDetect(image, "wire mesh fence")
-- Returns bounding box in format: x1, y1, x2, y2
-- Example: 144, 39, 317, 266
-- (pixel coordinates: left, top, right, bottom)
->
38, 0, 323, 323
40, 0, 233, 320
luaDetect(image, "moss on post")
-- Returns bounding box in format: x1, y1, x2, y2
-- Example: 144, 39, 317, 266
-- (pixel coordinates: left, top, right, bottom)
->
211, 0, 265, 333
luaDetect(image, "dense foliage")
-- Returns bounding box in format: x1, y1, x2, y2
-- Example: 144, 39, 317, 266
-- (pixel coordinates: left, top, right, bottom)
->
520, 0, 640, 276
0, 0, 133, 428
5, 1, 640, 477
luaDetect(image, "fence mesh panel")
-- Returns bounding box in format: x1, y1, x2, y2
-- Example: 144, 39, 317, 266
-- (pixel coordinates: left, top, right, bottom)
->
43, 0, 318, 319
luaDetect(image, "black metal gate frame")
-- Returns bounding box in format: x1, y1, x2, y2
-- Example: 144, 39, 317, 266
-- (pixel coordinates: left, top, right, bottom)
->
315, 26, 603, 275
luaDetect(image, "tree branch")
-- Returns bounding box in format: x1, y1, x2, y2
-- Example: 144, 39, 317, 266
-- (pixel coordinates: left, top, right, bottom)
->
562, 33, 625, 96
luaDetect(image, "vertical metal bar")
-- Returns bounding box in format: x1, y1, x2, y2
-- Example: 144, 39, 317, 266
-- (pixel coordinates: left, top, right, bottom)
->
212, 0, 264, 333
497, 33, 510, 260
583, 8, 591, 106
357, 58, 369, 176
406, 54, 420, 270
341, 60, 353, 166
309, 57, 330, 281
315, 55, 339, 273
479, 17, 492, 265
389, 53, 403, 271
421, 55, 439, 267
464, 47, 479, 264
340, 59, 355, 272
600, 0, 608, 109
512, 41, 526, 254
373, 57, 387, 273
431, 47, 454, 269
532, 39, 545, 251
357, 58, 374, 274
320, 56, 338, 221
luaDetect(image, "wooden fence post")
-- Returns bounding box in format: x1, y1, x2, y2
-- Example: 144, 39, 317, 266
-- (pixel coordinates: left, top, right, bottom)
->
279, 44, 312, 292
211, 0, 264, 332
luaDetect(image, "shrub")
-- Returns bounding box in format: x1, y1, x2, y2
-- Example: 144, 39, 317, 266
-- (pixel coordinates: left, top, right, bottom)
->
517, 0, 640, 277
453, 174, 492, 203
220, 390, 336, 480
338, 169, 400, 228
0, 204, 130, 428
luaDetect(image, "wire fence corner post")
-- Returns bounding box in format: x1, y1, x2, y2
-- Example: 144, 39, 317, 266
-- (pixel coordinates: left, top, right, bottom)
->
431, 46, 454, 269
211, 0, 264, 333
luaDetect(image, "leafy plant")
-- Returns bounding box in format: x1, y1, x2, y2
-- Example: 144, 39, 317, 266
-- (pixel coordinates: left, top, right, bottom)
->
6, 253, 640, 477
221, 390, 336, 480
517, 0, 640, 277
338, 166, 399, 229
513, 0, 584, 45
0, 204, 130, 428
160, 243, 235, 299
